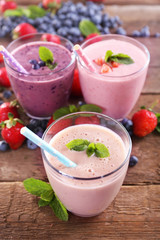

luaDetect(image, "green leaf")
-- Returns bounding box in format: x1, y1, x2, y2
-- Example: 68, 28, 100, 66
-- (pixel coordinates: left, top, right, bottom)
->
69, 105, 78, 113
20, 8, 32, 18
38, 198, 51, 207
105, 50, 113, 62
28, 5, 46, 19
46, 61, 57, 70
49, 194, 68, 221
53, 107, 71, 120
23, 178, 54, 202
110, 56, 134, 65
156, 113, 160, 133
86, 143, 96, 157
79, 20, 99, 37
80, 104, 102, 113
4, 9, 23, 17
95, 143, 110, 158
39, 46, 53, 63
66, 139, 90, 151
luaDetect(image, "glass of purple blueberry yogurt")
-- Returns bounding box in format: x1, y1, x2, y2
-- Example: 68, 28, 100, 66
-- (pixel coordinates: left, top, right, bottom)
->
4, 33, 76, 119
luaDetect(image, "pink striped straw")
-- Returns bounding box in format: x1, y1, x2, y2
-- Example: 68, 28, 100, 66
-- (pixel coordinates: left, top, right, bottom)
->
73, 44, 96, 72
0, 45, 28, 74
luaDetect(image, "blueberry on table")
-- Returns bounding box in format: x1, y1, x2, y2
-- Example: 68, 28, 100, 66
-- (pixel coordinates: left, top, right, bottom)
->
0, 140, 9, 152
3, 90, 12, 99
29, 119, 41, 128
129, 155, 138, 167
116, 27, 127, 36
26, 139, 38, 150
132, 30, 141, 37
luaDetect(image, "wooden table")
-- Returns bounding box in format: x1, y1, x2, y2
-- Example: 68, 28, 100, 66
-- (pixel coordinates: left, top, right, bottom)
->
0, 1, 160, 239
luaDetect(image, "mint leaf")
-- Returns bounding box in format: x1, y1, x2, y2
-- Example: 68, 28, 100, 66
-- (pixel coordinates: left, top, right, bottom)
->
66, 139, 90, 151
28, 5, 46, 19
39, 46, 53, 62
46, 61, 57, 70
4, 9, 23, 17
49, 194, 68, 221
53, 107, 71, 120
69, 104, 78, 113
86, 143, 96, 157
38, 199, 50, 207
23, 178, 54, 201
79, 20, 99, 37
105, 50, 113, 62
156, 113, 160, 133
95, 143, 110, 158
80, 104, 102, 113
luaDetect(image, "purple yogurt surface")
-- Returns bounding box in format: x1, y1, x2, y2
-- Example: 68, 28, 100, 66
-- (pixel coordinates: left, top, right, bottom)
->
8, 41, 75, 118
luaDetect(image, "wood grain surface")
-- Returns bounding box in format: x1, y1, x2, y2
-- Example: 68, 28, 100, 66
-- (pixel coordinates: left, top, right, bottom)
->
0, 1, 160, 240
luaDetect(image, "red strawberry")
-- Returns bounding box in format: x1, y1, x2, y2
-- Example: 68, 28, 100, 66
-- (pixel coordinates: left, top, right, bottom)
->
40, 33, 60, 44
42, 0, 61, 9
0, 53, 4, 63
47, 116, 55, 128
48, 118, 72, 135
132, 109, 157, 137
100, 63, 110, 74
85, 33, 101, 44
12, 23, 37, 40
111, 61, 120, 68
0, 101, 19, 123
1, 114, 25, 150
93, 57, 104, 66
75, 115, 100, 125
71, 69, 82, 97
0, 67, 11, 87
0, 0, 17, 13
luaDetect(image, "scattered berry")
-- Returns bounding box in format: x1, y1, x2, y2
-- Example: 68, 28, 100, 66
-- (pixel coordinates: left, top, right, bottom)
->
3, 90, 12, 99
111, 61, 119, 68
1, 114, 25, 150
0, 0, 17, 13
12, 23, 37, 40
116, 27, 126, 35
41, 33, 61, 44
26, 139, 38, 150
100, 63, 110, 74
154, 32, 160, 38
129, 155, 138, 167
0, 53, 4, 63
121, 118, 133, 137
0, 101, 19, 123
71, 69, 82, 97
132, 109, 157, 137
0, 67, 11, 87
34, 126, 44, 138
93, 57, 104, 66
85, 33, 101, 43
42, 0, 61, 9
0, 140, 9, 151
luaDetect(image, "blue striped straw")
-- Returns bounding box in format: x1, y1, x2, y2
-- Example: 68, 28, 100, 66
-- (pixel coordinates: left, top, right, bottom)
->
0, 45, 28, 74
20, 127, 77, 168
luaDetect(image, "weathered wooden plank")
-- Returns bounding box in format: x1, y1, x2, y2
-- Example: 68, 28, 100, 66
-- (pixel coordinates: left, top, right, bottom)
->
0, 183, 159, 240
0, 94, 160, 185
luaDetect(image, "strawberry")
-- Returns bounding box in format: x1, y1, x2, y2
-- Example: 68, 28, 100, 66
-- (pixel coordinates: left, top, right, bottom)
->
71, 69, 82, 97
1, 113, 25, 150
100, 63, 110, 74
0, 0, 17, 13
111, 61, 120, 68
12, 23, 37, 40
42, 0, 61, 9
0, 53, 4, 63
40, 33, 60, 44
0, 67, 11, 87
47, 117, 55, 128
93, 57, 104, 66
75, 115, 100, 125
85, 33, 102, 44
132, 109, 157, 137
0, 101, 19, 123
48, 118, 72, 135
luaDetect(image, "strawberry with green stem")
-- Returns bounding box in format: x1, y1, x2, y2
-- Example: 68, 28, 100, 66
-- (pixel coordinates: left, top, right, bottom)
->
0, 100, 19, 123
0, 113, 25, 150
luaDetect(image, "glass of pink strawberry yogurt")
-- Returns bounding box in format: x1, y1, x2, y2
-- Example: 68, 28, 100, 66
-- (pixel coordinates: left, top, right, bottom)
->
76, 34, 150, 120
4, 33, 76, 119
41, 112, 132, 217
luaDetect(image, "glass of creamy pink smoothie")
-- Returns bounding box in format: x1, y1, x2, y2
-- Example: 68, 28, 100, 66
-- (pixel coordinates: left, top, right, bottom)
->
77, 34, 150, 120
4, 33, 76, 119
41, 112, 132, 217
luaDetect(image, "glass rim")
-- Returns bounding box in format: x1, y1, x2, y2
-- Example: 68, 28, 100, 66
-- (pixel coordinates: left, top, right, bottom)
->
5, 33, 76, 78
41, 111, 132, 181
77, 34, 150, 79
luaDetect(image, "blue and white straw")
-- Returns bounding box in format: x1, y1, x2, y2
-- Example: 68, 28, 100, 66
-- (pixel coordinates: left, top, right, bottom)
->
0, 45, 28, 74
20, 127, 77, 168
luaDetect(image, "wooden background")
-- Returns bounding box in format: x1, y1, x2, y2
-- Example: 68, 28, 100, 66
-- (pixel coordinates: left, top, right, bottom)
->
0, 0, 160, 239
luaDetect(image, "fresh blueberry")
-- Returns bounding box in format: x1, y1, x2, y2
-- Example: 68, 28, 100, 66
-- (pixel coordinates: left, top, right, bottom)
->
78, 100, 86, 106
122, 118, 133, 131
63, 19, 73, 28
132, 30, 141, 37
0, 140, 9, 151
38, 60, 46, 67
116, 27, 127, 35
29, 59, 38, 65
52, 19, 62, 29
129, 155, 138, 167
32, 64, 40, 70
140, 26, 150, 37
103, 27, 110, 34
29, 118, 41, 128
57, 27, 68, 37
26, 139, 38, 150
58, 14, 66, 21
69, 27, 81, 37
3, 90, 12, 99
91, 15, 102, 25
154, 32, 160, 38
34, 126, 44, 138
40, 119, 48, 130
102, 13, 109, 24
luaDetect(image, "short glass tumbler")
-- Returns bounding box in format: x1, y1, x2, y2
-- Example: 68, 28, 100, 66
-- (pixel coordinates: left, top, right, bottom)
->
41, 112, 132, 217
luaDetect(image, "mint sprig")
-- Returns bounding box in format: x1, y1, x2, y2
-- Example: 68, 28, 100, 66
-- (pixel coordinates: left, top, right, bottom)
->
23, 178, 68, 221
79, 20, 99, 37
39, 46, 57, 70
53, 103, 102, 121
105, 50, 134, 65
66, 139, 110, 158
155, 113, 160, 133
